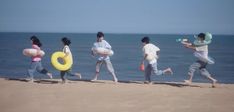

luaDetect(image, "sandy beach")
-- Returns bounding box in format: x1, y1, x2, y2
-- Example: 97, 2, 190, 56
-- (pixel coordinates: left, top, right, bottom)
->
0, 78, 234, 112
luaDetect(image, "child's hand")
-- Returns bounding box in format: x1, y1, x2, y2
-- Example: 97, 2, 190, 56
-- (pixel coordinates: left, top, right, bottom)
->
141, 60, 144, 65
181, 41, 189, 45
184, 44, 195, 50
101, 54, 108, 57
182, 41, 192, 46
36, 50, 40, 56
184, 44, 190, 48
91, 53, 95, 58
63, 53, 69, 59
91, 55, 95, 58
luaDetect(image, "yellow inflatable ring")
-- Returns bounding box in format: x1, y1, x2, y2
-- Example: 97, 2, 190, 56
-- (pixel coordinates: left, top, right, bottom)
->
51, 52, 73, 71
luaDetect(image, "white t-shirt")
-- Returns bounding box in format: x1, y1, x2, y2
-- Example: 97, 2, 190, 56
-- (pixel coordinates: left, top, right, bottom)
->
142, 43, 160, 64
195, 45, 208, 59
63, 45, 73, 63
92, 40, 111, 61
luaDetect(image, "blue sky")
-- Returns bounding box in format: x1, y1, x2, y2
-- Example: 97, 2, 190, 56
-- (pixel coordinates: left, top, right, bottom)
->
0, 0, 234, 34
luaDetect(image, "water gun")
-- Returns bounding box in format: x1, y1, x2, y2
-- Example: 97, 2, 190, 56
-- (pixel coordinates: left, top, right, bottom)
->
176, 38, 188, 43
176, 38, 192, 46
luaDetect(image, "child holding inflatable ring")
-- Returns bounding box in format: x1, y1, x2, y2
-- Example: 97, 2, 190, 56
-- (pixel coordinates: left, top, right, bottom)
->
182, 33, 217, 87
91, 32, 118, 83
60, 37, 82, 83
27, 36, 53, 82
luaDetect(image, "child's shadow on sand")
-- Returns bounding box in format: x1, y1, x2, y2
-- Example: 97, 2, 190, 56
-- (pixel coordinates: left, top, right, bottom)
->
5, 78, 201, 88
118, 80, 201, 88
5, 78, 60, 84
71, 79, 201, 88
152, 82, 201, 88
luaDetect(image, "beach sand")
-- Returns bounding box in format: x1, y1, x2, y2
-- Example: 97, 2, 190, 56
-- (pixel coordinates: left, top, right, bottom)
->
0, 78, 234, 112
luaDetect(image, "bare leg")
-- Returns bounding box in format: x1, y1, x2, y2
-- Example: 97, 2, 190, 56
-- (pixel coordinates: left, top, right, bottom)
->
105, 60, 118, 82
75, 73, 82, 79
91, 61, 102, 81
91, 72, 99, 81
163, 68, 173, 75
47, 72, 53, 79
207, 75, 217, 88
200, 68, 217, 88
145, 64, 152, 83
112, 73, 118, 83
184, 62, 199, 85
60, 71, 66, 83
184, 72, 193, 85
37, 62, 53, 79
28, 62, 37, 82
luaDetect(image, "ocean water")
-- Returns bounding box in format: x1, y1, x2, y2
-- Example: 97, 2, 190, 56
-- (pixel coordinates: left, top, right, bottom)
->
0, 32, 234, 83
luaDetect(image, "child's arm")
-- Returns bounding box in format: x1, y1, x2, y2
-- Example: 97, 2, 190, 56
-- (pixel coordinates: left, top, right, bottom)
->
63, 52, 70, 58
156, 51, 159, 59
32, 45, 41, 55
91, 45, 96, 57
141, 54, 148, 64
181, 41, 196, 50
63, 46, 70, 58
181, 41, 192, 46
104, 40, 112, 49
184, 44, 196, 50
91, 50, 95, 57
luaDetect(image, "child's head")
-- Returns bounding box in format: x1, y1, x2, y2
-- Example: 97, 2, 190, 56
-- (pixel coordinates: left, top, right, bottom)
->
30, 35, 42, 47
61, 37, 71, 46
97, 32, 104, 42
197, 33, 205, 41
141, 36, 150, 45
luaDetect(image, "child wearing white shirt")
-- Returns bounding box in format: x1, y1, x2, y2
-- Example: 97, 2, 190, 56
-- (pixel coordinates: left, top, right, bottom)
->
60, 37, 81, 83
183, 33, 217, 87
91, 32, 118, 82
141, 37, 173, 84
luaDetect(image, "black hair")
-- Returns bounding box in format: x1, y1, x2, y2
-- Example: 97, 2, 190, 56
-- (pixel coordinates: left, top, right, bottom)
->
141, 36, 150, 44
61, 37, 71, 46
30, 35, 37, 41
30, 35, 42, 47
97, 32, 104, 38
198, 33, 205, 40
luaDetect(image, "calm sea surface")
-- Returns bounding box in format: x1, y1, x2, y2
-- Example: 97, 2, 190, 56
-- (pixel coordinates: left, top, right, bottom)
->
0, 32, 234, 83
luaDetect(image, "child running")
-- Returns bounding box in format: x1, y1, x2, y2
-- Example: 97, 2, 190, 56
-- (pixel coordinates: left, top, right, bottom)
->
60, 37, 81, 83
141, 36, 173, 84
27, 36, 53, 82
91, 32, 118, 82
182, 33, 217, 87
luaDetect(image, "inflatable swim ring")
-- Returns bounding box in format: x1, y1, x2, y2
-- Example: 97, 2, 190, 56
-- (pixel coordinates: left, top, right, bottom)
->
23, 48, 45, 57
193, 32, 212, 46
51, 52, 73, 71
194, 52, 215, 64
92, 47, 114, 56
